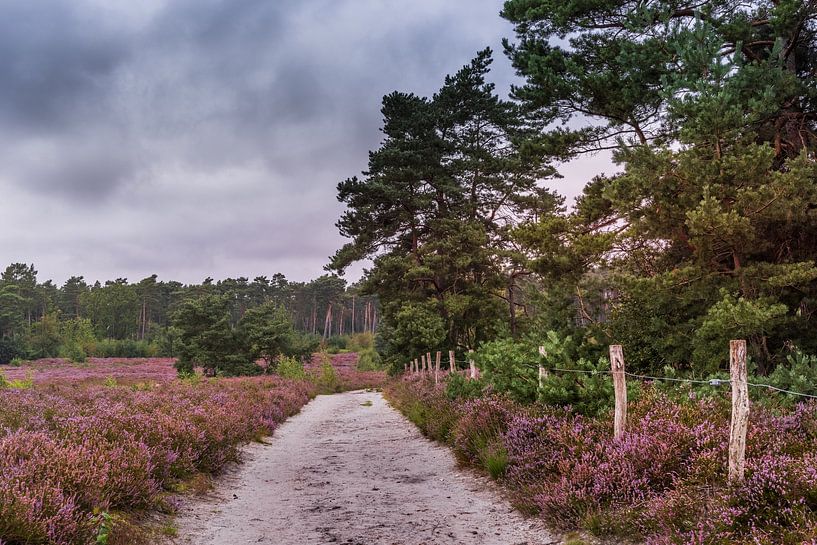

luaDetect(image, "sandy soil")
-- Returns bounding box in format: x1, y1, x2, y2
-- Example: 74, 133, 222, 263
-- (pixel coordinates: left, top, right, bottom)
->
169, 390, 559, 545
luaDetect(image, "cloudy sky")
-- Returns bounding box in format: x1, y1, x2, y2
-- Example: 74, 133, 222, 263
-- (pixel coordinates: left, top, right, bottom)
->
0, 0, 611, 286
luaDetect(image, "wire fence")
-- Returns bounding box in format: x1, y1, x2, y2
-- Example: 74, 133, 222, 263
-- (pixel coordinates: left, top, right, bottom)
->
414, 356, 817, 400
406, 341, 817, 483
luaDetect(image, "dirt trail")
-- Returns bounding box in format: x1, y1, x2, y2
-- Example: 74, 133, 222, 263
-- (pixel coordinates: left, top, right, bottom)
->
170, 390, 557, 545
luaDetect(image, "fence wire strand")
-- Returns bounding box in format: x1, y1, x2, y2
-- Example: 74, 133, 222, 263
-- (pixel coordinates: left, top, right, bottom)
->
422, 357, 817, 400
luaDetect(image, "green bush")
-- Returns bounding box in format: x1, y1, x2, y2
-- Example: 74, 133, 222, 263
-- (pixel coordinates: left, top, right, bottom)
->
755, 350, 817, 401
356, 348, 382, 371
348, 332, 375, 352
26, 313, 61, 358
276, 356, 307, 380
59, 318, 97, 358
537, 356, 621, 417
445, 372, 485, 400
324, 335, 349, 353
59, 343, 87, 363
472, 331, 639, 416
312, 356, 339, 393
474, 338, 540, 403
91, 339, 158, 358
0, 337, 26, 365
286, 332, 322, 362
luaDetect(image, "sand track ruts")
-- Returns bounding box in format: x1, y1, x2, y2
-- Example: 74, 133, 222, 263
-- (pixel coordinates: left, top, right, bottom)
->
170, 390, 558, 545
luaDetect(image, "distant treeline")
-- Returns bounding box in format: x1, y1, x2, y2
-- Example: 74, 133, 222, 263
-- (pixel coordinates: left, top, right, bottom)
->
0, 263, 377, 363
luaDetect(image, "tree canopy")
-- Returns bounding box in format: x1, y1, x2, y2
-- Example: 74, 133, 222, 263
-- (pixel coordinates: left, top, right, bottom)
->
334, 1, 817, 375
332, 49, 559, 362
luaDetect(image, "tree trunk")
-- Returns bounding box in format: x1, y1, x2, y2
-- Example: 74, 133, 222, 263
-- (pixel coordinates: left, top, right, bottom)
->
508, 276, 517, 338
323, 303, 333, 340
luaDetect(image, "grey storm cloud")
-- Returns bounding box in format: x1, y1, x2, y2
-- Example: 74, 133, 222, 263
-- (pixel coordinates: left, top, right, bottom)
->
0, 0, 595, 285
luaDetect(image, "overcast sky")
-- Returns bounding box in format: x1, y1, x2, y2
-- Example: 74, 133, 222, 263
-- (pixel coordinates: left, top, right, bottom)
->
0, 0, 612, 286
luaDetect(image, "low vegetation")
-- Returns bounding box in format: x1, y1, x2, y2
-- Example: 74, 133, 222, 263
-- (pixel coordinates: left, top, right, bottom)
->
0, 354, 386, 545
386, 375, 817, 544
0, 375, 314, 545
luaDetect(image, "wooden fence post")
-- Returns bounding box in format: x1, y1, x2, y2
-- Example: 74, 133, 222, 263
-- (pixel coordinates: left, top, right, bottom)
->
426, 352, 432, 376
421, 354, 426, 373
449, 350, 456, 372
468, 349, 476, 380
610, 345, 627, 439
435, 351, 441, 385
413, 358, 418, 374
538, 346, 548, 392
404, 362, 408, 374
729, 339, 749, 483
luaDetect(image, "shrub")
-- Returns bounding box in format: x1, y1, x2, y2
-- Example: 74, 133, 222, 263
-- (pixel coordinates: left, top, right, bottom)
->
26, 313, 62, 358
0, 374, 34, 390
276, 356, 306, 380
324, 335, 349, 353
444, 371, 485, 400
172, 294, 254, 376
474, 338, 539, 403
537, 356, 624, 417
312, 360, 339, 393
758, 350, 817, 400
348, 332, 375, 352
0, 337, 25, 365
59, 343, 87, 363
91, 339, 157, 358
474, 332, 632, 416
356, 348, 382, 371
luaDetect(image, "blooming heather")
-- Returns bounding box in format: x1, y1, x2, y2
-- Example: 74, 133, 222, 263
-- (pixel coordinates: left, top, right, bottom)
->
0, 376, 315, 544
0, 352, 388, 545
1, 357, 178, 385
385, 378, 817, 544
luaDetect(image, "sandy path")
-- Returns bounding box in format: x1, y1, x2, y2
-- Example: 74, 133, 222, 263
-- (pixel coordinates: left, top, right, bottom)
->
170, 390, 558, 545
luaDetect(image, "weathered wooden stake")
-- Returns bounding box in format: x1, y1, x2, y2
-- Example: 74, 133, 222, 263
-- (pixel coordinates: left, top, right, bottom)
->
610, 345, 627, 439
729, 339, 749, 483
404, 362, 408, 374
538, 346, 549, 392
435, 351, 441, 385
426, 352, 432, 376
449, 350, 456, 372
421, 354, 427, 373
413, 358, 418, 374
468, 349, 476, 380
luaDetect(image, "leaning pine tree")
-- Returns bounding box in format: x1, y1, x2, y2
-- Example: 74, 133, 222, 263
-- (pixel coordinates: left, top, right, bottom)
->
330, 49, 557, 369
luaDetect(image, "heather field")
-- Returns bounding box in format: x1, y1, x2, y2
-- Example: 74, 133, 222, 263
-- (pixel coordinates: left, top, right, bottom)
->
1, 358, 178, 385
0, 354, 386, 545
385, 376, 817, 545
